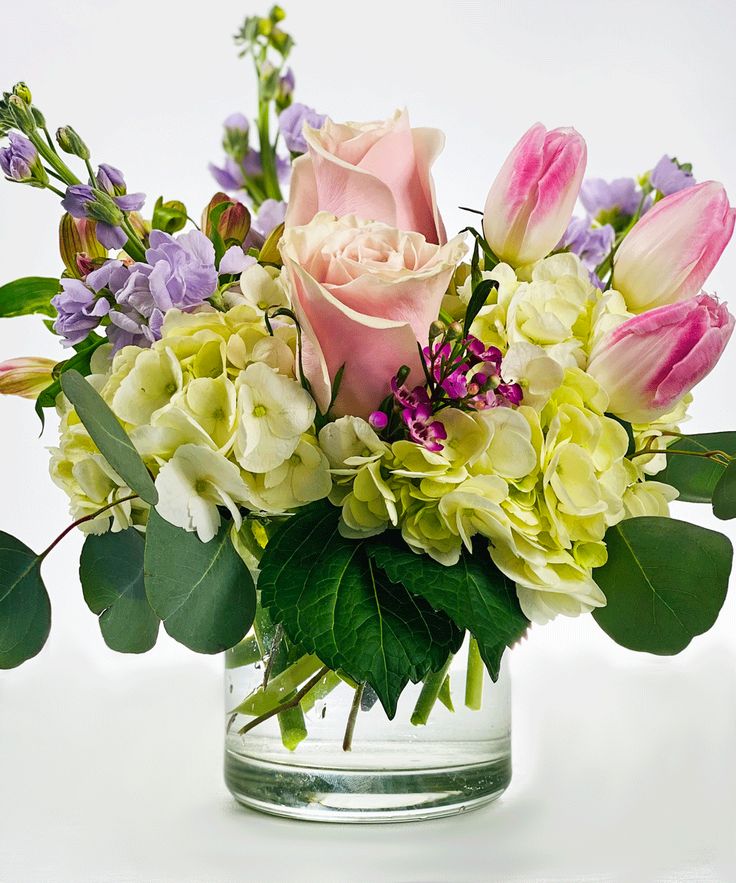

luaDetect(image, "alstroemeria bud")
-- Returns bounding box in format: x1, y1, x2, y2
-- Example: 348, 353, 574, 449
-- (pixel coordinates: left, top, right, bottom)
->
0, 357, 56, 399
59, 213, 106, 277
613, 181, 736, 313
56, 125, 90, 160
483, 122, 587, 266
202, 192, 251, 245
588, 294, 735, 423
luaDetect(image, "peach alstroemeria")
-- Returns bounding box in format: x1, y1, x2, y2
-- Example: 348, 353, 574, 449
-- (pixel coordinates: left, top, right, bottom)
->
280, 213, 467, 418
285, 109, 447, 245
0, 357, 56, 399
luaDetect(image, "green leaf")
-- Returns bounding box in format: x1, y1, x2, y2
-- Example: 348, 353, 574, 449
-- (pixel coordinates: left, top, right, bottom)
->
367, 535, 528, 680
59, 369, 158, 506
593, 517, 732, 655
657, 432, 736, 503
34, 337, 107, 429
258, 504, 463, 718
0, 532, 51, 669
144, 510, 256, 654
712, 460, 736, 520
0, 276, 59, 319
463, 279, 498, 339
79, 528, 159, 653
152, 196, 188, 234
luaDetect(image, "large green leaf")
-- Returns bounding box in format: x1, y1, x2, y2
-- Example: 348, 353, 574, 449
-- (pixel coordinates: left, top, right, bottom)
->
593, 517, 732, 654
144, 510, 256, 654
0, 532, 51, 669
80, 528, 159, 653
60, 369, 158, 506
657, 433, 736, 503
712, 460, 736, 520
367, 535, 528, 680
0, 276, 59, 318
258, 504, 463, 718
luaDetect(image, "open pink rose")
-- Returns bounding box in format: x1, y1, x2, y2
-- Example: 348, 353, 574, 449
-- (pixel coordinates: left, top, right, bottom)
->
285, 109, 447, 245
281, 213, 466, 418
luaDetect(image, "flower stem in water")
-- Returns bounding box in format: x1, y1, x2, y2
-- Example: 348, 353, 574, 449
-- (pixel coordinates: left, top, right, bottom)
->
465, 637, 484, 711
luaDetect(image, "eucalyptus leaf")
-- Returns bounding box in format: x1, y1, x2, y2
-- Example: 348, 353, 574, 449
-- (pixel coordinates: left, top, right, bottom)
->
0, 276, 59, 319
144, 510, 256, 654
34, 337, 107, 429
59, 369, 158, 505
712, 460, 736, 520
259, 503, 463, 718
367, 535, 528, 680
657, 432, 736, 503
80, 528, 159, 653
0, 532, 51, 669
593, 517, 732, 654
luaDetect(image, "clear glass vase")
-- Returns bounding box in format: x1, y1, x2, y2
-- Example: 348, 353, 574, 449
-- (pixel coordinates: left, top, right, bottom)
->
224, 629, 512, 823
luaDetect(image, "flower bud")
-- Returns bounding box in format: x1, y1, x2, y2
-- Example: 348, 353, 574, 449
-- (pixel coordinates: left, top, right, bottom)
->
445, 321, 463, 340
59, 213, 107, 278
56, 125, 90, 160
0, 357, 56, 399
8, 93, 36, 135
0, 131, 45, 185
588, 294, 735, 423
483, 122, 587, 266
202, 192, 251, 245
12, 82, 32, 105
270, 5, 286, 22
613, 181, 735, 313
428, 319, 446, 341
222, 113, 250, 162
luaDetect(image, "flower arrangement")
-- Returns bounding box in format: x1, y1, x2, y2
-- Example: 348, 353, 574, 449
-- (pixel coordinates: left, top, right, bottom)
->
1, 7, 735, 755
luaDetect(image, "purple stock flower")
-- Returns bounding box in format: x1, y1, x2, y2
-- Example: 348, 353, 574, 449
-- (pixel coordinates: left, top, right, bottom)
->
278, 103, 326, 154
0, 132, 38, 181
402, 404, 447, 453
279, 68, 295, 99
209, 158, 246, 192
580, 177, 641, 220
96, 163, 126, 195
106, 304, 157, 351
61, 169, 145, 252
559, 217, 615, 270
61, 184, 95, 217
224, 113, 249, 135
650, 155, 696, 196
51, 278, 110, 347
254, 199, 287, 237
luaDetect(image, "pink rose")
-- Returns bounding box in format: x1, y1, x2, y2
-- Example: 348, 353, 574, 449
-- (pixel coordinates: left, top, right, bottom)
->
587, 294, 735, 423
613, 181, 736, 312
281, 213, 466, 418
285, 110, 446, 245
483, 123, 587, 266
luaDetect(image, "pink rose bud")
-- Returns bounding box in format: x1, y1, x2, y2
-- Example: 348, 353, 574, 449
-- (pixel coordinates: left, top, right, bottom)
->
0, 357, 56, 399
483, 123, 586, 266
587, 294, 735, 423
614, 181, 736, 312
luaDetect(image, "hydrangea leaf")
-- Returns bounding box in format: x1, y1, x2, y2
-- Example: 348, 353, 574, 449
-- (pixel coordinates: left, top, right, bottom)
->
712, 460, 736, 520
657, 432, 736, 503
60, 369, 158, 505
144, 510, 256, 654
593, 517, 732, 654
80, 528, 159, 653
258, 503, 463, 719
367, 534, 528, 680
0, 532, 51, 669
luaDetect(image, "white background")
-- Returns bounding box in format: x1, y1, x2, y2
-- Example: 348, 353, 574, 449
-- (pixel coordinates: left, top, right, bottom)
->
1, 1, 735, 880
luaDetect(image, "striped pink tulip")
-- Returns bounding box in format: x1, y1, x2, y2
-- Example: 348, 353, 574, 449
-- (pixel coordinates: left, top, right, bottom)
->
614, 182, 735, 312
483, 123, 586, 266
588, 294, 735, 423
0, 357, 55, 399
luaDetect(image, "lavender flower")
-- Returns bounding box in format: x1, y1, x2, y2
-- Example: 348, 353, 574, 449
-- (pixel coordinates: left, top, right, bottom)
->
209, 158, 246, 192
61, 168, 145, 251
650, 155, 695, 196
0, 132, 38, 181
580, 177, 641, 222
51, 278, 110, 347
559, 217, 615, 270
278, 103, 326, 154
254, 198, 287, 237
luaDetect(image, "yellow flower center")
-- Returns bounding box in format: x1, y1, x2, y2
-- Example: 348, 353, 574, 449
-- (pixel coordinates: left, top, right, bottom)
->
253, 404, 267, 418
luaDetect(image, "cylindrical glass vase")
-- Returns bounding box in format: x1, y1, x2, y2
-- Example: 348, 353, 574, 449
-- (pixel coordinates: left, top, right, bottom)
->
224, 631, 511, 823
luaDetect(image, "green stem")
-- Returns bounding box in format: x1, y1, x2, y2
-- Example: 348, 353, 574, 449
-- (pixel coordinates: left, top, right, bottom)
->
237, 666, 330, 737
411, 654, 455, 726
277, 701, 308, 751
465, 638, 484, 711
342, 683, 364, 752
225, 634, 262, 669
231, 653, 323, 716
120, 216, 147, 262
257, 99, 282, 202
28, 132, 80, 186
438, 674, 454, 712
300, 670, 343, 714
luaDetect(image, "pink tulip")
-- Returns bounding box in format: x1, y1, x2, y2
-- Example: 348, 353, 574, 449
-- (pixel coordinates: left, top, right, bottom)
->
281, 213, 466, 418
0, 357, 56, 399
285, 109, 446, 245
614, 181, 736, 312
587, 294, 735, 423
483, 123, 587, 266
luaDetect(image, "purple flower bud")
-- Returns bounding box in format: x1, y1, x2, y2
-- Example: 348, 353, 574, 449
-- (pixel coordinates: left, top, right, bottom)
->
224, 113, 249, 134
368, 410, 388, 431
278, 103, 326, 154
96, 163, 127, 195
650, 155, 696, 197
279, 68, 295, 97
0, 132, 38, 181
61, 184, 96, 218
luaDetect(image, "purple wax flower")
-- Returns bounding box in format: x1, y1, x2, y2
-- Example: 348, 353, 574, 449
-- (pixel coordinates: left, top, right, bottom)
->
0, 132, 37, 181
402, 403, 447, 453
51, 278, 111, 347
650, 155, 695, 196
497, 382, 523, 406
441, 366, 469, 399
391, 378, 431, 410
559, 217, 615, 270
580, 177, 641, 220
278, 103, 326, 154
